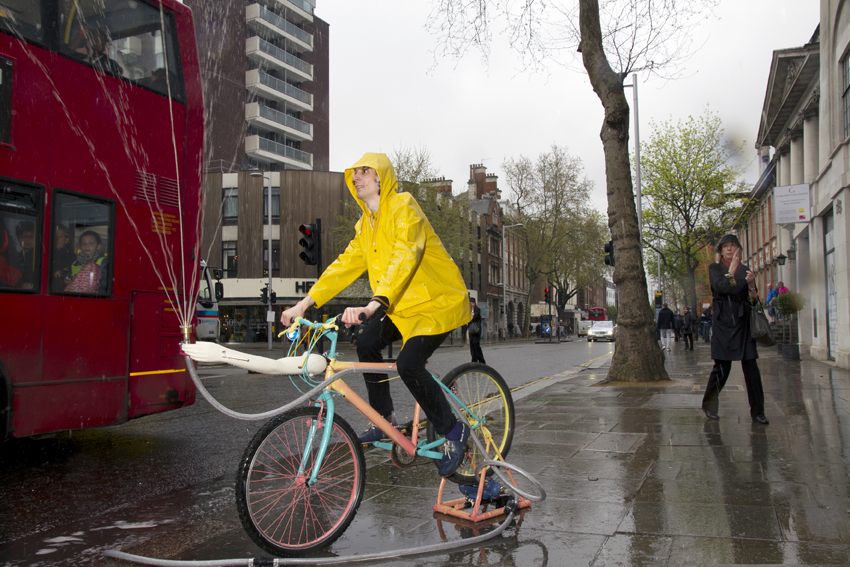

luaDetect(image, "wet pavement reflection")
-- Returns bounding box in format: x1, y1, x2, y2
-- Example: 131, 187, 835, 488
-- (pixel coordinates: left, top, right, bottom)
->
4, 341, 850, 565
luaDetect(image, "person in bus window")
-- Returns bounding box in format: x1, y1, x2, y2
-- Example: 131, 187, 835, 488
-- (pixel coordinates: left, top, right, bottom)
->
11, 221, 36, 289
0, 219, 23, 288
65, 230, 107, 294
51, 223, 76, 291
70, 25, 122, 76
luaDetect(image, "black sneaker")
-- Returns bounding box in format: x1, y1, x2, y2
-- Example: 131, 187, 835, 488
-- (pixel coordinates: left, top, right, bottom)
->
438, 423, 470, 476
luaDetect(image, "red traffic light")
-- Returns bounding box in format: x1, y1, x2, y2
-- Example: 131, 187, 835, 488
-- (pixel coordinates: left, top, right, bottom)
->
544, 288, 549, 294
299, 225, 313, 237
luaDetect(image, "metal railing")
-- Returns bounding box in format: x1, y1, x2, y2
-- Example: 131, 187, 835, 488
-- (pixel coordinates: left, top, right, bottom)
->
256, 5, 312, 47
256, 136, 311, 165
257, 37, 312, 76
256, 104, 312, 135
257, 70, 312, 105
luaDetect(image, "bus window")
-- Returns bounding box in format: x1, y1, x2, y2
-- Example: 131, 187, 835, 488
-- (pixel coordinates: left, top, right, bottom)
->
51, 192, 113, 296
58, 0, 185, 100
0, 180, 41, 291
0, 0, 44, 44
0, 56, 11, 146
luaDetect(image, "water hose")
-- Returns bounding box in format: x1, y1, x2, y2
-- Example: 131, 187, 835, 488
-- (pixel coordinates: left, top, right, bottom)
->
103, 357, 546, 565
104, 499, 518, 566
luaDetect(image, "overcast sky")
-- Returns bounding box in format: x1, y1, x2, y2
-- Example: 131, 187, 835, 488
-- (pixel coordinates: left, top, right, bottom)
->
315, 0, 819, 214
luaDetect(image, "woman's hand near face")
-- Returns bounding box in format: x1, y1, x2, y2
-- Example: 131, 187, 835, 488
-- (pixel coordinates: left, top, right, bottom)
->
729, 247, 741, 274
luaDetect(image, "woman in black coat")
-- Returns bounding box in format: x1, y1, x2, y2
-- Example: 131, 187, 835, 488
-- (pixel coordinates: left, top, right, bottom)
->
701, 234, 769, 425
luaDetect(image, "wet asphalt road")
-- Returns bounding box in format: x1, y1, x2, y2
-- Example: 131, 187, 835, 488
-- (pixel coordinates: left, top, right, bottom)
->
0, 338, 612, 566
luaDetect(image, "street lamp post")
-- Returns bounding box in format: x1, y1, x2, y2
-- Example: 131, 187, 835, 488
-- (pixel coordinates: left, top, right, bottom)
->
251, 171, 273, 351
624, 73, 642, 247
501, 223, 523, 340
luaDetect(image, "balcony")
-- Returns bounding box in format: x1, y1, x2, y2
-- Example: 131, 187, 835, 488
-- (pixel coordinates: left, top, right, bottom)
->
245, 135, 313, 170
246, 36, 312, 82
245, 102, 313, 142
271, 0, 313, 23
246, 4, 313, 52
246, 69, 313, 113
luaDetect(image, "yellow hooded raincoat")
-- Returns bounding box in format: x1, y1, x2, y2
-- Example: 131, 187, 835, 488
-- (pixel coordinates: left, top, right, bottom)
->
307, 153, 471, 343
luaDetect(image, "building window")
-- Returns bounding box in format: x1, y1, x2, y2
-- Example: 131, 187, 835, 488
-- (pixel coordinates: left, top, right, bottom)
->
844, 55, 850, 139
222, 188, 237, 225
222, 241, 237, 278
262, 240, 280, 277
263, 187, 280, 225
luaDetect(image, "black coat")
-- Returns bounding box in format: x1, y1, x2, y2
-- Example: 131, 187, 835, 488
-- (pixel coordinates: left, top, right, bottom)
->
709, 261, 758, 361
683, 312, 695, 334
657, 307, 674, 330
469, 306, 482, 344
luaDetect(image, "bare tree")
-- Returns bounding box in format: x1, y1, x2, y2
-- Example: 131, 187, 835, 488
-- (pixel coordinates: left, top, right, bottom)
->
548, 213, 608, 319
428, 0, 718, 382
503, 145, 595, 338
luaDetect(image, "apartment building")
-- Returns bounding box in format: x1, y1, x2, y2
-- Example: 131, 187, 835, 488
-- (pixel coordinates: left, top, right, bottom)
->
184, 0, 337, 342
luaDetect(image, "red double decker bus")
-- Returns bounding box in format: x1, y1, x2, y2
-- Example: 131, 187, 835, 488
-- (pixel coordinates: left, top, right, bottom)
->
588, 307, 607, 321
0, 0, 204, 440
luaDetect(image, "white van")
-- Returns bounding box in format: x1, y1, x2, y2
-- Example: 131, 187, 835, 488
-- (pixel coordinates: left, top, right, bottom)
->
577, 320, 593, 337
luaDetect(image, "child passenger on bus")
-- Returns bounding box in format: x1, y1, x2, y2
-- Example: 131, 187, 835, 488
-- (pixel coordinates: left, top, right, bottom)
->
65, 230, 107, 294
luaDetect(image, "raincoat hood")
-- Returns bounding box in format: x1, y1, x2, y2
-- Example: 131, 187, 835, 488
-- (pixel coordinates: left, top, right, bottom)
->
344, 152, 397, 214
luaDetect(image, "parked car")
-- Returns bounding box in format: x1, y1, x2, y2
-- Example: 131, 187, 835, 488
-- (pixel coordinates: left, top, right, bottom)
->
587, 320, 617, 342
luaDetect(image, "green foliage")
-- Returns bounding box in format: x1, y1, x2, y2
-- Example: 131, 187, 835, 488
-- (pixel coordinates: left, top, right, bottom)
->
640, 108, 746, 311
773, 291, 805, 315
606, 303, 618, 323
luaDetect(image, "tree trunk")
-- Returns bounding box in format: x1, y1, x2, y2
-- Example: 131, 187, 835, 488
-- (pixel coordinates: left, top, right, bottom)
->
578, 0, 669, 382
521, 282, 537, 339
687, 258, 699, 315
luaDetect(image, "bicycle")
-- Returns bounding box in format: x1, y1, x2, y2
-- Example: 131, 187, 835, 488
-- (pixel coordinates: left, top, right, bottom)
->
227, 313, 520, 557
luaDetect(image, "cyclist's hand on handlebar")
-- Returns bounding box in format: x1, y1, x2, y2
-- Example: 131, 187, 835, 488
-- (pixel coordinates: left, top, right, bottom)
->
281, 296, 314, 327
341, 300, 382, 327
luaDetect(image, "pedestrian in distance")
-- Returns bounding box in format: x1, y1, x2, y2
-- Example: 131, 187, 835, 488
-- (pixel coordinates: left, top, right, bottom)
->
673, 311, 682, 342
657, 303, 675, 351
468, 298, 485, 364
280, 152, 473, 477
682, 306, 695, 351
764, 283, 776, 323
701, 234, 768, 425
770, 280, 789, 321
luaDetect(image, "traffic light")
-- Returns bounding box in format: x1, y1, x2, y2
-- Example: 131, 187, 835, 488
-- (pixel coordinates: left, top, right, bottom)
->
298, 222, 319, 265
544, 287, 550, 304
270, 290, 276, 304
260, 286, 268, 304
604, 240, 615, 266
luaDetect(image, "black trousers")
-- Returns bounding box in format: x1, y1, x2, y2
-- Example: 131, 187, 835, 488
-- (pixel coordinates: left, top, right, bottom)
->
702, 358, 765, 417
683, 333, 693, 349
357, 315, 455, 435
469, 337, 485, 363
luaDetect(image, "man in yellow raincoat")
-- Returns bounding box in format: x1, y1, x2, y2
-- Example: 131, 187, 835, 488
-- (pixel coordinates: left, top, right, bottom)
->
281, 152, 472, 476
